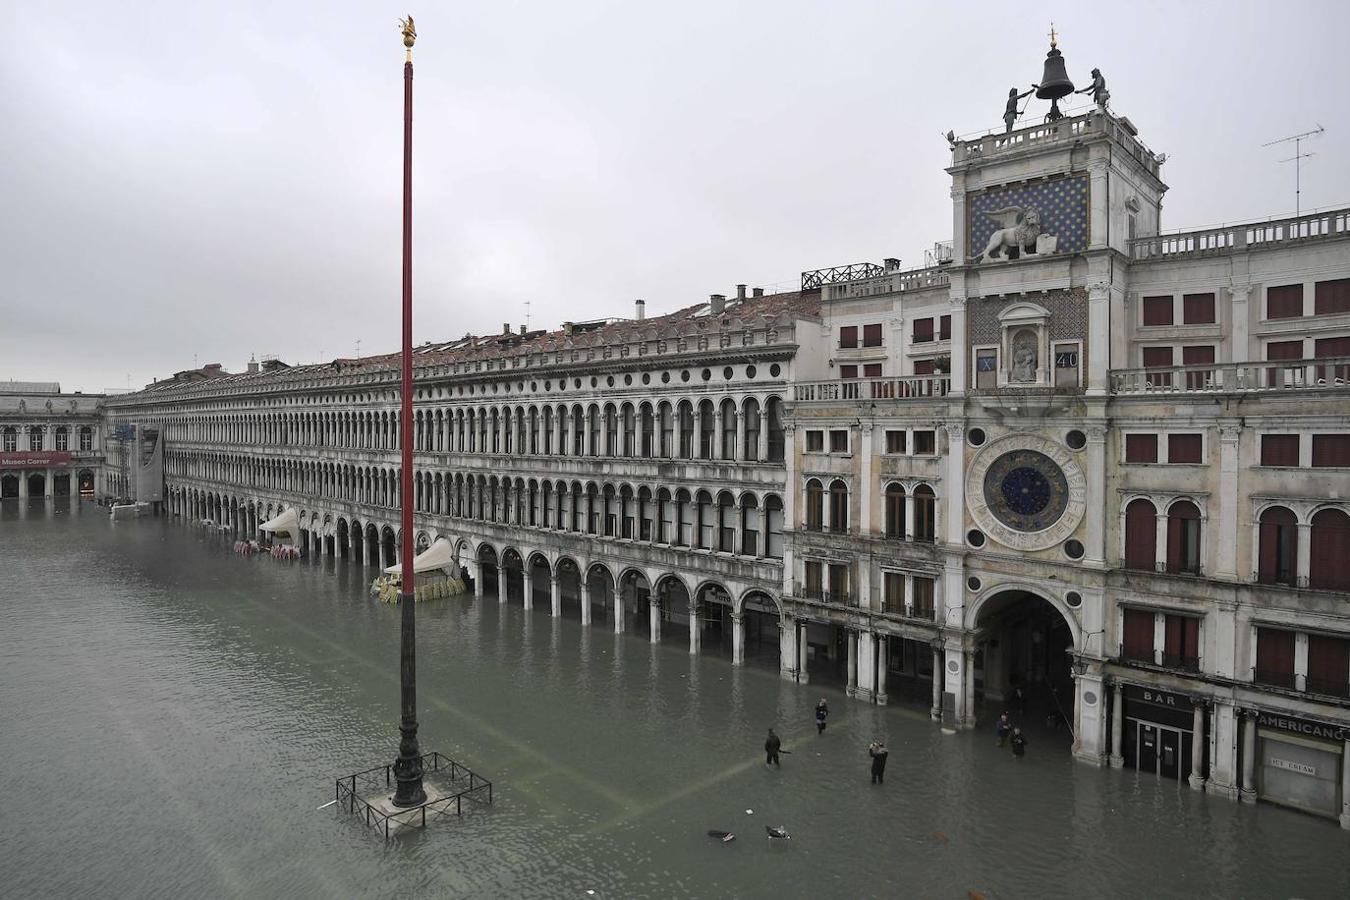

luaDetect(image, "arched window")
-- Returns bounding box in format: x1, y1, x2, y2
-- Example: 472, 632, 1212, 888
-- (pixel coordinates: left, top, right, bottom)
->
1310, 508, 1350, 590
79, 426, 92, 451
717, 491, 737, 552
743, 399, 761, 461
1124, 498, 1157, 571
805, 479, 824, 531
884, 484, 905, 538
28, 426, 43, 451
828, 479, 849, 532
2, 427, 14, 453
55, 426, 69, 451
765, 494, 785, 559
740, 494, 761, 556
913, 485, 936, 542
766, 397, 785, 463
1166, 500, 1202, 575
1257, 506, 1298, 586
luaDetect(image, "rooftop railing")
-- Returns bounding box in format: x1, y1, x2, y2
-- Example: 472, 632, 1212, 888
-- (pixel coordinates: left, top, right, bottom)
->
1110, 357, 1350, 395
1129, 206, 1350, 261
794, 375, 951, 402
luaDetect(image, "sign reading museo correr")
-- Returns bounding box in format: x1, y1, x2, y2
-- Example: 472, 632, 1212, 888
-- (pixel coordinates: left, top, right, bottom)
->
0, 451, 72, 468
1256, 710, 1350, 743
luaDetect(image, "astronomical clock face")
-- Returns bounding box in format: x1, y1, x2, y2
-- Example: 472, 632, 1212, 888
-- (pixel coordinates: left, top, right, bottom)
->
966, 435, 1087, 551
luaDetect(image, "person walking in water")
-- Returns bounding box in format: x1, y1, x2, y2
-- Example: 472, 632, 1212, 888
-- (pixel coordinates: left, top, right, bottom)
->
1010, 727, 1028, 759
815, 699, 829, 735
995, 712, 1011, 747
765, 728, 782, 767
868, 741, 889, 784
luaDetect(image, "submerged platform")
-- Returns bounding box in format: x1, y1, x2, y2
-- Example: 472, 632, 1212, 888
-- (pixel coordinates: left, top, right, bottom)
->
334, 751, 493, 838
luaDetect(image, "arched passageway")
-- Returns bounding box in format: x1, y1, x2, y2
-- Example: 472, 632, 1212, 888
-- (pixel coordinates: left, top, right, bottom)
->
501, 549, 525, 603
1, 474, 19, 499
618, 569, 649, 636
740, 592, 782, 669
477, 545, 499, 598
528, 554, 552, 609
26, 472, 45, 497
381, 526, 397, 569
587, 564, 615, 625
973, 590, 1077, 744
365, 523, 380, 566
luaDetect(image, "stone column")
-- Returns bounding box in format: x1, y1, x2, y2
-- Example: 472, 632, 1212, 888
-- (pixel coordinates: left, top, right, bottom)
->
731, 612, 745, 666
692, 409, 704, 460
903, 494, 914, 541
846, 630, 857, 696
943, 425, 964, 546
1294, 633, 1309, 692
1296, 523, 1313, 587
859, 423, 874, 536
1073, 672, 1108, 765
798, 621, 810, 684
1341, 739, 1350, 830
1240, 711, 1258, 804
931, 646, 943, 721
1109, 681, 1125, 767
18, 472, 27, 499
947, 296, 967, 396
875, 635, 889, 705
673, 410, 684, 460
733, 410, 745, 462
633, 411, 644, 459
1215, 424, 1241, 579
757, 412, 769, 462
686, 602, 698, 654
1154, 512, 1168, 575
962, 648, 977, 728
1189, 704, 1207, 790
579, 579, 590, 625
780, 617, 797, 681
613, 584, 625, 634
553, 574, 564, 618
474, 564, 485, 599
497, 566, 507, 604
1205, 701, 1240, 801
523, 574, 535, 611
1085, 426, 1107, 566
583, 408, 593, 456
45, 467, 55, 497
1087, 280, 1111, 395
1230, 285, 1251, 363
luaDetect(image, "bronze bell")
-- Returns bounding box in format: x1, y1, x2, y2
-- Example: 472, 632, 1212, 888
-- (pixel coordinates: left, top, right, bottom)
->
1036, 45, 1074, 101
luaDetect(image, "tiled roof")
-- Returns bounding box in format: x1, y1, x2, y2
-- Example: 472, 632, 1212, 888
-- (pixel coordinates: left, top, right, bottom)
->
0, 381, 62, 395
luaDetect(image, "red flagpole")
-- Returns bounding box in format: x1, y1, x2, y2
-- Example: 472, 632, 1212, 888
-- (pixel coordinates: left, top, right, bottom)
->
392, 17, 425, 808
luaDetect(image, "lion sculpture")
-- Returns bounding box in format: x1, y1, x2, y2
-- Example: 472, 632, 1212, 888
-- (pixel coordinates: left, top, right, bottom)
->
978, 206, 1042, 263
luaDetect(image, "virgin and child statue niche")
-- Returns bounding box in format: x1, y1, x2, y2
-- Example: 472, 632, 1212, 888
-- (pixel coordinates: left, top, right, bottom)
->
1011, 335, 1038, 383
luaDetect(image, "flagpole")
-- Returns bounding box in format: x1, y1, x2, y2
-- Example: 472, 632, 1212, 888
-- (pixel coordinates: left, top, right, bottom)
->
391, 14, 425, 809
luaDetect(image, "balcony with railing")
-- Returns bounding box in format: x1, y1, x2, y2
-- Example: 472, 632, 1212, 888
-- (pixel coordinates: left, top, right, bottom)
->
794, 375, 951, 403
1110, 356, 1350, 396
1129, 206, 1350, 261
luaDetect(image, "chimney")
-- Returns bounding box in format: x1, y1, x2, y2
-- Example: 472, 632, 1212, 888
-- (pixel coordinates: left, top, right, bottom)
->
519, 324, 527, 335
736, 284, 747, 301
563, 321, 574, 336
247, 354, 259, 375
635, 298, 646, 321
884, 257, 902, 272
503, 322, 511, 336
709, 293, 725, 315
753, 287, 764, 298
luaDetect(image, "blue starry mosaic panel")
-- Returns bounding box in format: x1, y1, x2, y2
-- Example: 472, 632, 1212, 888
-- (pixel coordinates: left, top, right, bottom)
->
968, 175, 1089, 258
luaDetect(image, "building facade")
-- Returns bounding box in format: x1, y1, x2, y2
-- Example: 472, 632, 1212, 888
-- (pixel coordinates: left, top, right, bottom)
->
96, 105, 1350, 826
0, 382, 105, 500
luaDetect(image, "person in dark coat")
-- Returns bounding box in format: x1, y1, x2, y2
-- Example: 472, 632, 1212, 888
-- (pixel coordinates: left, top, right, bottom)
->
1010, 727, 1028, 758
815, 699, 829, 735
868, 741, 889, 784
995, 712, 1012, 747
765, 728, 781, 767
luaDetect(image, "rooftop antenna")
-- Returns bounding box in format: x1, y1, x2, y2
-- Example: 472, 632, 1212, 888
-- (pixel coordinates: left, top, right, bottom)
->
355, 338, 362, 359
1262, 124, 1324, 217
525, 298, 531, 331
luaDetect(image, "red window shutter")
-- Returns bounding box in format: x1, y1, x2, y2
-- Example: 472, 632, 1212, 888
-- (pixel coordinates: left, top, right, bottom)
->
862, 323, 883, 347
1168, 433, 1202, 464
1315, 336, 1350, 357
1266, 284, 1304, 319
1311, 435, 1350, 467
939, 315, 951, 340
1142, 296, 1173, 326
1314, 278, 1350, 315
912, 318, 934, 342
1125, 433, 1158, 463
1181, 345, 1215, 365
1256, 629, 1296, 684
839, 326, 858, 348
1258, 506, 1297, 585
1163, 616, 1182, 659
1142, 347, 1174, 367
840, 365, 858, 380
913, 359, 935, 376
1260, 434, 1299, 467
1182, 293, 1216, 324
1166, 501, 1200, 573
1122, 609, 1155, 659
1307, 636, 1350, 695
1124, 499, 1156, 570
1310, 509, 1350, 590
863, 363, 882, 377
1267, 340, 1304, 361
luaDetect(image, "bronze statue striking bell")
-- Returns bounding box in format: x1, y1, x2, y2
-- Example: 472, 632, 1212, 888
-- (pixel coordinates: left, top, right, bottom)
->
1036, 46, 1074, 101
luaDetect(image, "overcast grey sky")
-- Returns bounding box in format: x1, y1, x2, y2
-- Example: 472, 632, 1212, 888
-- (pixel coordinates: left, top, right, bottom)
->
3, 1, 1348, 393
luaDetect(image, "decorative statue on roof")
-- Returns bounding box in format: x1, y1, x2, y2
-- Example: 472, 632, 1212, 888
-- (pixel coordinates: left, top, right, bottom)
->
1076, 68, 1109, 110
1004, 86, 1037, 133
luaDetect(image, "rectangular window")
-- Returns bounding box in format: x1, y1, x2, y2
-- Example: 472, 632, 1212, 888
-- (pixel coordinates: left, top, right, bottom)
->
1054, 343, 1080, 388
911, 577, 935, 618
1255, 628, 1296, 689
3, 430, 15, 452
1266, 338, 1306, 387
975, 349, 998, 389
839, 326, 858, 349
939, 315, 951, 340
913, 359, 936, 376
827, 564, 849, 603
883, 572, 904, 614
1163, 614, 1200, 670
1142, 346, 1174, 388
1142, 295, 1173, 326
885, 430, 906, 454
1122, 609, 1155, 662
1266, 284, 1303, 319
55, 430, 69, 451
1260, 434, 1299, 467
1181, 345, 1215, 389
840, 364, 858, 380
805, 430, 824, 452
1314, 335, 1350, 383
79, 428, 92, 452
1315, 278, 1350, 316
862, 323, 883, 347
913, 430, 936, 455
863, 363, 882, 378
1168, 433, 1202, 464
1307, 635, 1350, 698
1182, 292, 1216, 324
829, 430, 849, 453
805, 560, 823, 597
912, 318, 934, 343
1311, 434, 1350, 467
1125, 433, 1158, 463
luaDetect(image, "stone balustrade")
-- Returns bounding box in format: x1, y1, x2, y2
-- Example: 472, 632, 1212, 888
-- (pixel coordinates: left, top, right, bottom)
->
1130, 207, 1350, 261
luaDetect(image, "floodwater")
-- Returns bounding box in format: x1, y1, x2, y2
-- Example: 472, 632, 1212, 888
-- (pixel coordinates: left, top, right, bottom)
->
2, 500, 1347, 899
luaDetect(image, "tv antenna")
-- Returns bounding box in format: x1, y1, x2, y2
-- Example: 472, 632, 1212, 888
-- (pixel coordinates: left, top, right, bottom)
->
525, 299, 531, 331
355, 338, 362, 359
1262, 124, 1324, 217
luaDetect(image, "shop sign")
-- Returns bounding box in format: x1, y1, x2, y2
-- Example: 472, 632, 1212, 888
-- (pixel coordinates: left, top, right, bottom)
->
0, 451, 72, 469
1124, 685, 1193, 711
1269, 757, 1317, 777
1255, 710, 1350, 743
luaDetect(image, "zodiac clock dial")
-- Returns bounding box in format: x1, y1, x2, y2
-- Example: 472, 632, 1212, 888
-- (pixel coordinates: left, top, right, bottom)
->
966, 435, 1088, 551
981, 450, 1069, 532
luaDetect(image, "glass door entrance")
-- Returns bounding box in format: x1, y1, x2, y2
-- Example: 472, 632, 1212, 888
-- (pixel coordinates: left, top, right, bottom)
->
1124, 719, 1193, 782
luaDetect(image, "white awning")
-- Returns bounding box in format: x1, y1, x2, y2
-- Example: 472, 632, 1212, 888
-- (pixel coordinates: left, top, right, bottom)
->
384, 537, 456, 575
260, 507, 298, 536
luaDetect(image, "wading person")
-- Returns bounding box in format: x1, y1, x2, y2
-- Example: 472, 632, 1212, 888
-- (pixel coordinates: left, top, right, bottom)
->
765, 728, 782, 767
868, 741, 889, 784
996, 712, 1011, 747
815, 699, 829, 735
1010, 727, 1027, 759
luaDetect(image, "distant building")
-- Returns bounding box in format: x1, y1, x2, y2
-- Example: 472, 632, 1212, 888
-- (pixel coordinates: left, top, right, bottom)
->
0, 381, 105, 499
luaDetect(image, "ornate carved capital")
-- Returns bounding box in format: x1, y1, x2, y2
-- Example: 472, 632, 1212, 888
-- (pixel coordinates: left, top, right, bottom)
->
1088, 281, 1110, 301
1086, 425, 1108, 443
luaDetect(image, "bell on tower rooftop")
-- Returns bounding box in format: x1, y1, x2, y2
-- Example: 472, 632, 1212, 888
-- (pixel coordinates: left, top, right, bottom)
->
1035, 24, 1075, 123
